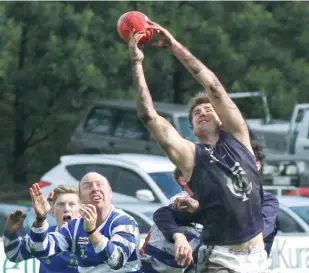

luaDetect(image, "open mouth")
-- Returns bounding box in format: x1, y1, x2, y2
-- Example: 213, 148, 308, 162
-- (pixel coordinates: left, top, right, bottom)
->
92, 195, 101, 201
63, 215, 72, 223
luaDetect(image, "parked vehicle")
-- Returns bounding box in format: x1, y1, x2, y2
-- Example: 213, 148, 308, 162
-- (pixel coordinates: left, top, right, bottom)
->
39, 153, 180, 205
262, 154, 309, 187
269, 196, 309, 272
263, 185, 300, 196
250, 103, 309, 157
69, 92, 270, 156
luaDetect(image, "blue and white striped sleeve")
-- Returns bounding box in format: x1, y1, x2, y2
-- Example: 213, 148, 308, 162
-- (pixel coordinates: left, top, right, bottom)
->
3, 231, 34, 262
94, 214, 139, 270
29, 220, 73, 258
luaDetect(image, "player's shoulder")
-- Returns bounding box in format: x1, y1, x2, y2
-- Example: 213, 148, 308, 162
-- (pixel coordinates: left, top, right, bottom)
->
110, 207, 137, 226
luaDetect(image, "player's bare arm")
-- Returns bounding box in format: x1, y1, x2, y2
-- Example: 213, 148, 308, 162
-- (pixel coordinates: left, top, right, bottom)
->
129, 30, 195, 178
149, 22, 252, 154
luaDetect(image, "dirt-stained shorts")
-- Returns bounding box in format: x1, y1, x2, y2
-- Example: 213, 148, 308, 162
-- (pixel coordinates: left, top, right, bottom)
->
196, 245, 269, 273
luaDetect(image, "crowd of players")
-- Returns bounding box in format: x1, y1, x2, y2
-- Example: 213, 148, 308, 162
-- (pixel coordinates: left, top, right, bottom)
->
3, 21, 279, 273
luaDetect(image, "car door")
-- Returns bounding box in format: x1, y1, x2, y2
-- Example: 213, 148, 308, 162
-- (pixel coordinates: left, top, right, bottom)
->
81, 106, 121, 154
277, 209, 306, 233
111, 110, 152, 154
112, 166, 160, 203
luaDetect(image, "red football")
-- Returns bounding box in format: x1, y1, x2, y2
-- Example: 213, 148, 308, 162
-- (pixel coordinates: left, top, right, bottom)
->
117, 11, 153, 45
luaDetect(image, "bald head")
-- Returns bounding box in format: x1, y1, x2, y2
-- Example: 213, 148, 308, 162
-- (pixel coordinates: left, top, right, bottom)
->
80, 172, 109, 186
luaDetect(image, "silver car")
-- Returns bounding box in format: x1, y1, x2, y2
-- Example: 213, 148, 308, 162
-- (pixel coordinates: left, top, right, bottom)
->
39, 153, 180, 205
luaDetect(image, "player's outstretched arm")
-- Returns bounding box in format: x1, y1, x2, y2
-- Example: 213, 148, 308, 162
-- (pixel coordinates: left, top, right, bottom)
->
149, 22, 252, 153
129, 30, 195, 177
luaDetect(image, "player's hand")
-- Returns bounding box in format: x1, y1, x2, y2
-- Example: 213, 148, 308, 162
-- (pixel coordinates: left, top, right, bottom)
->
173, 196, 199, 213
128, 29, 145, 64
173, 233, 194, 267
148, 21, 177, 49
29, 183, 49, 217
5, 210, 27, 234
79, 204, 97, 233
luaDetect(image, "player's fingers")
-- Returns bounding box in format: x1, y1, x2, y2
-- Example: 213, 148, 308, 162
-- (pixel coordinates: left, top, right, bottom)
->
29, 188, 35, 201
83, 206, 96, 220
33, 183, 41, 196
86, 204, 97, 215
183, 254, 193, 267
79, 208, 90, 221
14, 210, 24, 218
133, 31, 146, 44
175, 245, 182, 260
182, 248, 193, 266
178, 247, 188, 266
173, 198, 181, 210
147, 20, 161, 29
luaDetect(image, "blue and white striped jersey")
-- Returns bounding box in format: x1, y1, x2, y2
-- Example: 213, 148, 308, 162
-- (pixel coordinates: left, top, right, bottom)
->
29, 206, 141, 273
3, 225, 78, 273
140, 192, 202, 273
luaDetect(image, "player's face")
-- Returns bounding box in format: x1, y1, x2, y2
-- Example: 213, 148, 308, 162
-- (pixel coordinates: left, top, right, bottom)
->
256, 161, 261, 172
192, 103, 222, 136
79, 173, 112, 210
51, 193, 80, 227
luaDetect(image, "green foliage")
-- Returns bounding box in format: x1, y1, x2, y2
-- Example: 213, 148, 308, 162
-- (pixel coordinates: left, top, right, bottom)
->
0, 1, 308, 187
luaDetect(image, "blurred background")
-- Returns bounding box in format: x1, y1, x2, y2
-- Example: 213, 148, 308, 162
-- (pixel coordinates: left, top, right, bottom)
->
0, 1, 309, 198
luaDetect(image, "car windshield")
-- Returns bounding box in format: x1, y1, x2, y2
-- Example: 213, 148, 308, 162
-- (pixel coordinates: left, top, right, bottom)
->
290, 206, 309, 225
149, 172, 182, 199
178, 116, 198, 142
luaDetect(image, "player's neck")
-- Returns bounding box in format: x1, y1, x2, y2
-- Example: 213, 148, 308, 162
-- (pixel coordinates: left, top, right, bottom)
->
96, 204, 112, 227
198, 132, 219, 146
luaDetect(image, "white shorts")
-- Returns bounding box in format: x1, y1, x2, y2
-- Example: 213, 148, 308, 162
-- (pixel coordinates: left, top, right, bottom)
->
197, 245, 269, 273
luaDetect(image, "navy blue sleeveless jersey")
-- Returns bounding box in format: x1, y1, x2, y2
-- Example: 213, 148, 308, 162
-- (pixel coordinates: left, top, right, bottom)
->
188, 131, 264, 245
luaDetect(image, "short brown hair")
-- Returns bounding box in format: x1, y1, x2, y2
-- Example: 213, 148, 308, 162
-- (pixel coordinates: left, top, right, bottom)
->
188, 92, 211, 125
52, 185, 79, 205
173, 167, 184, 183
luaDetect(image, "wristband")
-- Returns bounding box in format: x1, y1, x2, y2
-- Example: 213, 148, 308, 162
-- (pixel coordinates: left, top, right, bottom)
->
87, 228, 97, 235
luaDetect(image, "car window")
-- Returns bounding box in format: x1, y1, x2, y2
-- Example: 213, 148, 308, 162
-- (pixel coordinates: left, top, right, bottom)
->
113, 167, 157, 201
84, 107, 119, 135
65, 164, 117, 188
149, 172, 182, 199
114, 111, 148, 140
178, 116, 199, 142
277, 209, 305, 233
122, 209, 151, 234
290, 206, 309, 226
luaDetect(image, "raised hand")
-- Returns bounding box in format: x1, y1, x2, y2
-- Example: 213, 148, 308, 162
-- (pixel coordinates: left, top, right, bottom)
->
29, 183, 48, 217
128, 29, 146, 63
148, 21, 176, 49
5, 210, 27, 234
173, 196, 200, 213
79, 204, 97, 233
